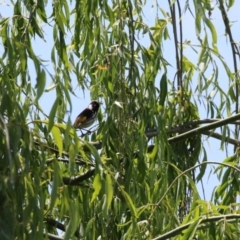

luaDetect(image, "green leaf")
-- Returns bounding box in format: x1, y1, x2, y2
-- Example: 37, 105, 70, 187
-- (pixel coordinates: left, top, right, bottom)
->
182, 218, 202, 240
45, 83, 58, 92
226, 0, 235, 9
105, 174, 113, 211
50, 161, 60, 211
195, 13, 201, 35
196, 148, 207, 182
205, 18, 217, 46
68, 143, 76, 175
36, 1, 47, 23
51, 126, 63, 157
121, 188, 137, 218
64, 200, 78, 240
104, 2, 114, 24
108, 81, 113, 93
159, 73, 167, 106
114, 101, 123, 108
35, 68, 46, 101
85, 142, 102, 170
48, 98, 59, 132
91, 173, 102, 203
15, 41, 27, 73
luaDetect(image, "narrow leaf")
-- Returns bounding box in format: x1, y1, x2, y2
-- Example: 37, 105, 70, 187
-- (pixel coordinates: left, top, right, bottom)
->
121, 188, 137, 218
48, 98, 59, 132
105, 174, 113, 211
205, 18, 217, 46
114, 101, 123, 108
159, 73, 167, 106
91, 173, 102, 203
50, 161, 60, 211
36, 69, 46, 101
182, 218, 202, 240
51, 126, 63, 157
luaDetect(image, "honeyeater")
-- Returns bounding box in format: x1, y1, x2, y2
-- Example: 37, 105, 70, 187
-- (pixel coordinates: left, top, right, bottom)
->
73, 101, 100, 135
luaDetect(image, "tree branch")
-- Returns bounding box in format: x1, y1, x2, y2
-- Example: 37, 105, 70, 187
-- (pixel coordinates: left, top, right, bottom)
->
168, 0, 182, 90
46, 157, 88, 165
88, 117, 240, 151
147, 118, 240, 138
147, 117, 240, 146
62, 168, 95, 185
152, 214, 240, 240
169, 128, 240, 146
203, 131, 240, 145
219, 0, 240, 151
168, 113, 240, 144
45, 217, 65, 232
45, 217, 80, 238
35, 117, 240, 169
170, 118, 240, 128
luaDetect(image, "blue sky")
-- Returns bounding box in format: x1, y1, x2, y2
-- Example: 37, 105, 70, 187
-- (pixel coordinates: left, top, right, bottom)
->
1, 1, 240, 200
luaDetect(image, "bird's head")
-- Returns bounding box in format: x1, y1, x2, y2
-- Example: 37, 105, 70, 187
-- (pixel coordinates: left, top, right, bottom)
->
89, 101, 100, 111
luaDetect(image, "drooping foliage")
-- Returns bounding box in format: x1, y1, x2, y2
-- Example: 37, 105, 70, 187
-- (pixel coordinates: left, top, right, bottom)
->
0, 0, 240, 239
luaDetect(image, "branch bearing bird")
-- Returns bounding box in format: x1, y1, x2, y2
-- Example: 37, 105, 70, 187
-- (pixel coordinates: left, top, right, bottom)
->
73, 101, 100, 134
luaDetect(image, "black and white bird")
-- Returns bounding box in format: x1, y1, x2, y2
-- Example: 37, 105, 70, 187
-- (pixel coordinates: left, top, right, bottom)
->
73, 101, 100, 136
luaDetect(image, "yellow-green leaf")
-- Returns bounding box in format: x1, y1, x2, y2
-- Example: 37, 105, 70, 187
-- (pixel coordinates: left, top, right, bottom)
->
91, 173, 102, 203
48, 98, 59, 132
121, 188, 137, 218
50, 161, 60, 211
205, 18, 217, 45
51, 126, 63, 157
159, 73, 167, 106
105, 174, 113, 210
35, 69, 46, 101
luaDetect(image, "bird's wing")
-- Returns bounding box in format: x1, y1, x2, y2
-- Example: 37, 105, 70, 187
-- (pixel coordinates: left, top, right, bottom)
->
73, 109, 92, 128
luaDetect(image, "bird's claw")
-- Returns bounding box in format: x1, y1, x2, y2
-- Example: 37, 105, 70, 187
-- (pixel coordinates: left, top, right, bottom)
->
80, 130, 92, 138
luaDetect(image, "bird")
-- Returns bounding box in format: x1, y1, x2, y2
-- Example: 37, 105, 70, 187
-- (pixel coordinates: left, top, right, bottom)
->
73, 101, 100, 136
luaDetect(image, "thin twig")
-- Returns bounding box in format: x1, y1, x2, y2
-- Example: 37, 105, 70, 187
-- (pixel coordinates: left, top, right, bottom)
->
127, 0, 135, 88
149, 161, 240, 221
177, 0, 183, 90
168, 0, 181, 90
219, 0, 240, 151
47, 233, 63, 240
